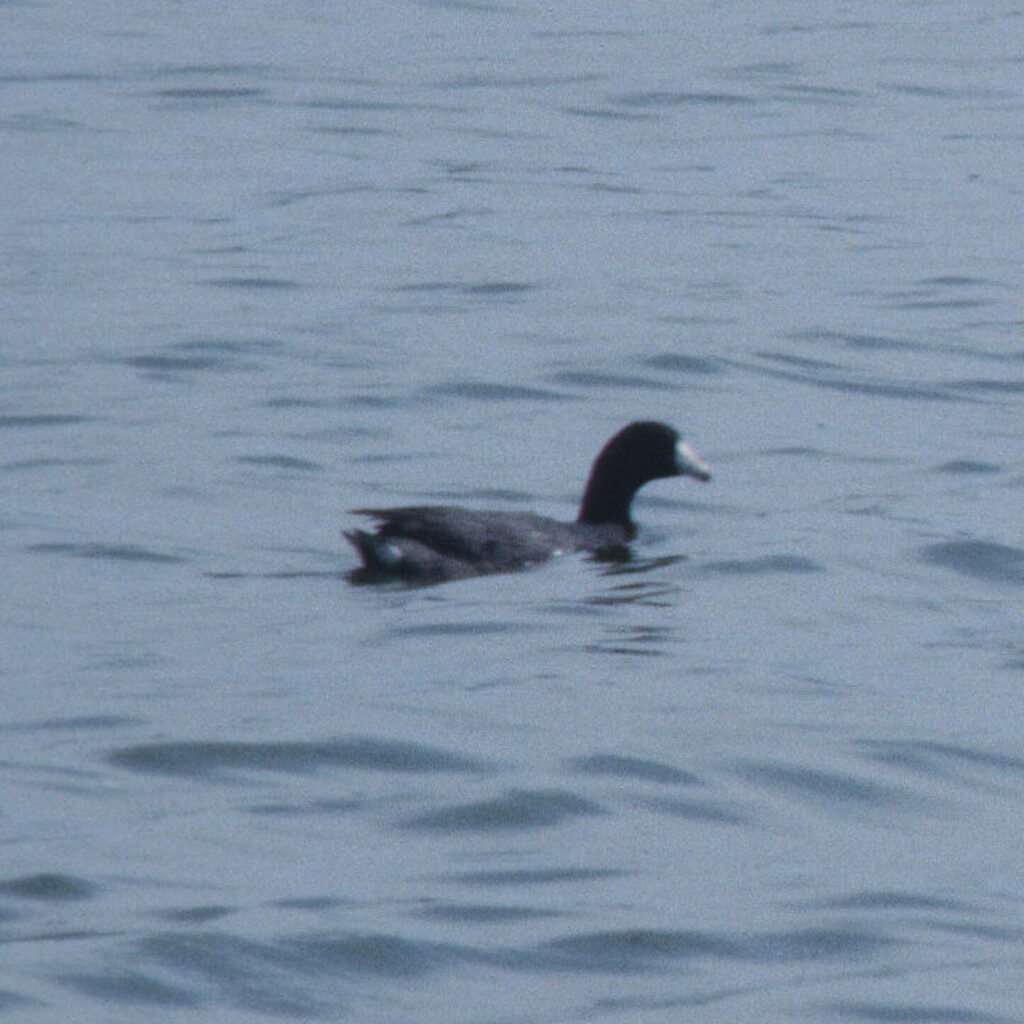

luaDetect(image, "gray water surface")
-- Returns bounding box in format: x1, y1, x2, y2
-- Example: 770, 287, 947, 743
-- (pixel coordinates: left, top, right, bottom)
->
4, 2, 1024, 1021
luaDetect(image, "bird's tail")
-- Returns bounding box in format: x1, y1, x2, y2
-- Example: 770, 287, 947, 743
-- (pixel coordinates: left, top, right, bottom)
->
344, 529, 402, 570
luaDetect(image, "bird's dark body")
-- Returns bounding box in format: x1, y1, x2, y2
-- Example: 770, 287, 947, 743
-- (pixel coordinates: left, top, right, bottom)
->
347, 507, 627, 582
345, 421, 709, 584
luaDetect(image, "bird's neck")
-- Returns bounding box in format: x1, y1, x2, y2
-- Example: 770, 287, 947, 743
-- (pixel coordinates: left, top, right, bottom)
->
577, 480, 636, 532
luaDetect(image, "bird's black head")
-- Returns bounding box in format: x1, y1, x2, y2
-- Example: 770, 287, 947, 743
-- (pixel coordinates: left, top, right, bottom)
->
577, 421, 710, 531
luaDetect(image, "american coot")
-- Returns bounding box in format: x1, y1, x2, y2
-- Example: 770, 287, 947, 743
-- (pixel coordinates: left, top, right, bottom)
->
346, 421, 710, 584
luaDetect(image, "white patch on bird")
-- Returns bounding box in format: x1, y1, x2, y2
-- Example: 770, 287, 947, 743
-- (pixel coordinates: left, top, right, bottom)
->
675, 439, 711, 480
379, 542, 403, 566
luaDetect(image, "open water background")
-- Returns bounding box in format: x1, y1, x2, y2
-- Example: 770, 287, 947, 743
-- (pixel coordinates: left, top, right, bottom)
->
4, 1, 1024, 1020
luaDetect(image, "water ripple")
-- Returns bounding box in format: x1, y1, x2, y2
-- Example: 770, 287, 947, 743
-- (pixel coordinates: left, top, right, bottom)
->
735, 759, 925, 812
60, 970, 199, 1009
108, 737, 490, 779
920, 540, 1024, 585
637, 795, 749, 824
393, 280, 536, 299
121, 340, 264, 376
28, 542, 186, 564
811, 890, 973, 913
548, 369, 671, 392
132, 932, 321, 1015
403, 788, 604, 832
0, 873, 98, 902
0, 414, 90, 429
447, 867, 627, 887
419, 380, 569, 402
282, 932, 463, 977
112, 920, 895, 1012
701, 554, 824, 576
935, 459, 1001, 475
413, 903, 561, 923
235, 454, 324, 472
565, 753, 700, 785
152, 86, 265, 102
745, 352, 959, 401
517, 924, 890, 972
824, 999, 1012, 1023
641, 353, 725, 376
2, 715, 137, 734
204, 277, 301, 291
860, 738, 1024, 787
611, 90, 756, 108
